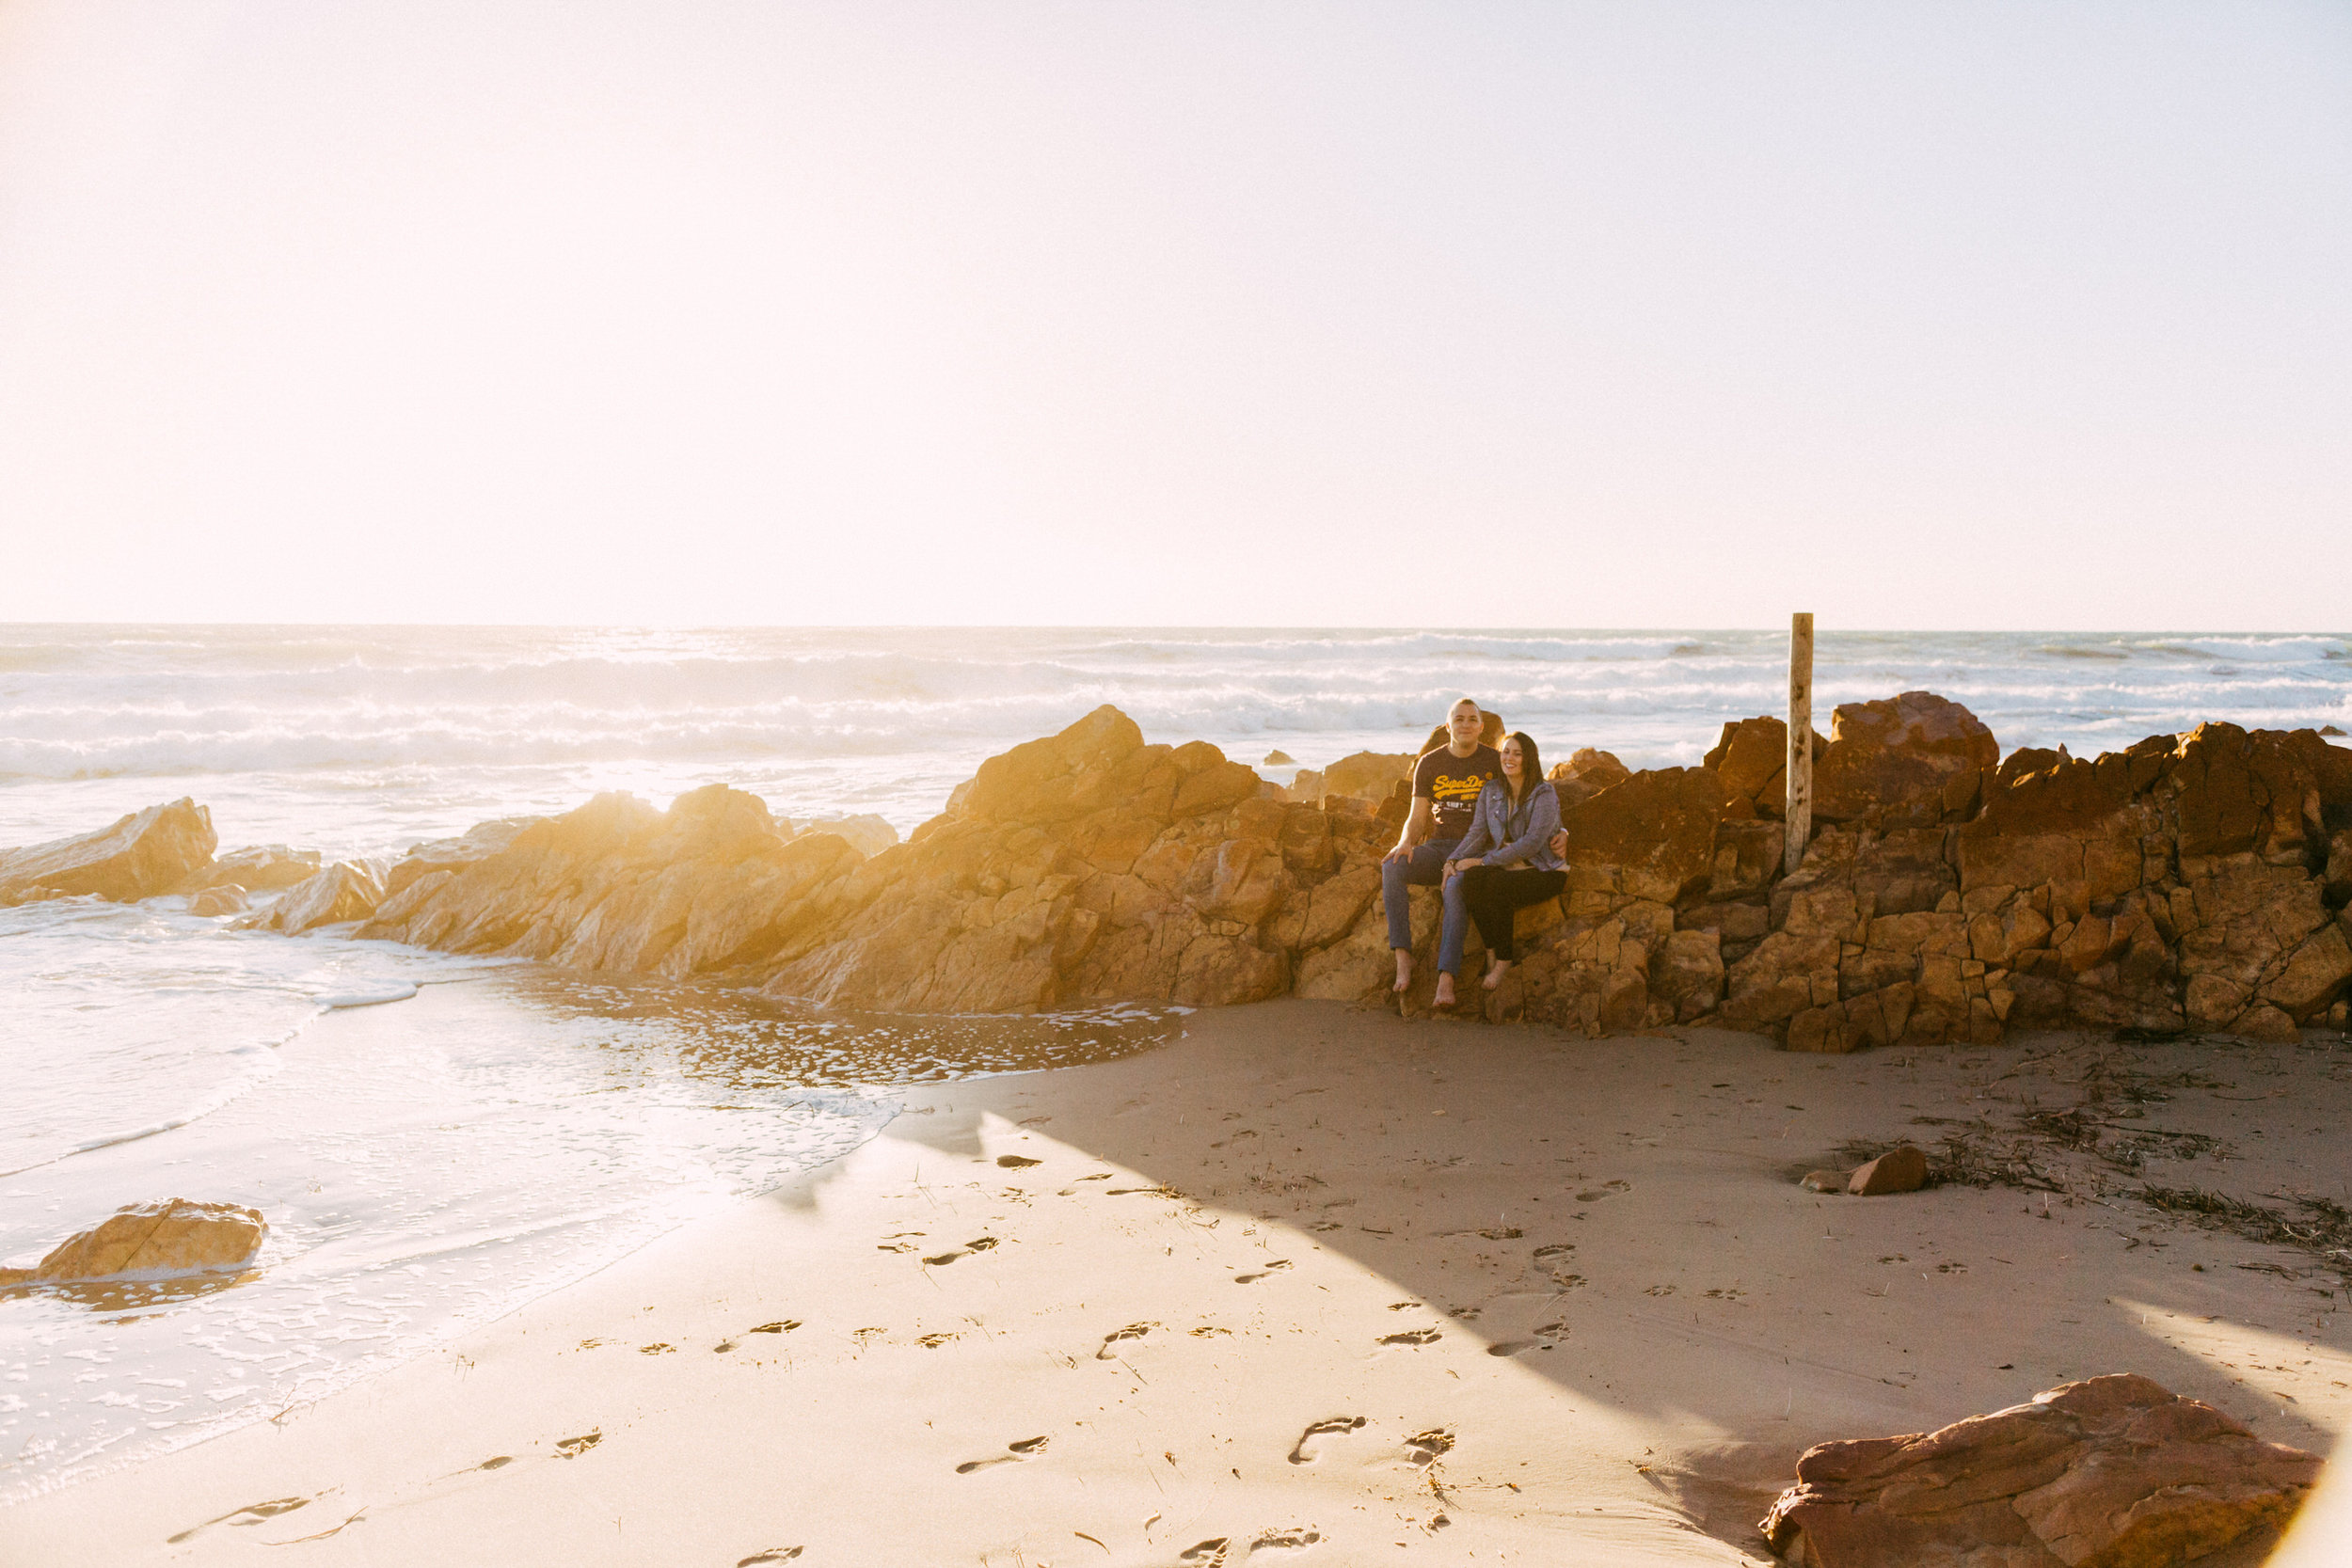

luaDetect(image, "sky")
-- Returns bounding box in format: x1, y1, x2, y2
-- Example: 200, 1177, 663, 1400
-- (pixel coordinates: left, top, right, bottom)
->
1, 1, 2346, 628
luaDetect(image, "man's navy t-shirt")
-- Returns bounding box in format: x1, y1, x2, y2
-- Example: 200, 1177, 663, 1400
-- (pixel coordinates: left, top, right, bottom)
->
1413, 743, 1502, 844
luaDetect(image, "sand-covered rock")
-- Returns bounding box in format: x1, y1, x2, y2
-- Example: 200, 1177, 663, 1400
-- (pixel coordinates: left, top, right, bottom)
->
1762, 1373, 2319, 1567
0, 799, 216, 904
0, 1199, 266, 1287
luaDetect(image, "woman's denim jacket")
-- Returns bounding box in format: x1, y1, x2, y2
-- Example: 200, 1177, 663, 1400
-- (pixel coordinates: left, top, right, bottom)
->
1450, 778, 1564, 871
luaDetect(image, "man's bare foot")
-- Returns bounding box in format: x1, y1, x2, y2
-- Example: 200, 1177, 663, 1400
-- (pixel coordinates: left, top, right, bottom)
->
1433, 974, 1457, 1008
1482, 959, 1512, 991
1392, 951, 1413, 993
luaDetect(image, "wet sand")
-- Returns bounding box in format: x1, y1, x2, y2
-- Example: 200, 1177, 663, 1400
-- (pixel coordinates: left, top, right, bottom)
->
8, 998, 2351, 1565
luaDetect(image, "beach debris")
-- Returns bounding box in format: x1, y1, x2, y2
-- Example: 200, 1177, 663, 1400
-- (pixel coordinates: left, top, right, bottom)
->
1762, 1374, 2318, 1568
1846, 1146, 1927, 1196
0, 1197, 264, 1289
0, 798, 216, 904
735, 1549, 802, 1566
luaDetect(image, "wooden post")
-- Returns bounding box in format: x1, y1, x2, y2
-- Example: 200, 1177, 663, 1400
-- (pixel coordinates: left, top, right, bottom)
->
1784, 612, 1814, 876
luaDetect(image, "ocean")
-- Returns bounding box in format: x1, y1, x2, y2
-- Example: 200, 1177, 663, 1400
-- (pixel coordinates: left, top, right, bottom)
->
3, 624, 2347, 1498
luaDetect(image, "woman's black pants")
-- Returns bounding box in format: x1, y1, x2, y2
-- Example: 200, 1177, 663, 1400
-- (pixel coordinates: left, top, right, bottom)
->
1454, 865, 1568, 963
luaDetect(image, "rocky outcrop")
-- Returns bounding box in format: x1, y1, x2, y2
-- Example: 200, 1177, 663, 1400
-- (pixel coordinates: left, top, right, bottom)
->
1762, 1374, 2318, 1567
178, 696, 2352, 1050
0, 1199, 266, 1288
1317, 750, 1413, 804
802, 814, 899, 858
0, 800, 216, 904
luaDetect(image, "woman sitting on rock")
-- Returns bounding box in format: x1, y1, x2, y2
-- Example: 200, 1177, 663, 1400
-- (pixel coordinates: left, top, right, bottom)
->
1436, 732, 1565, 1007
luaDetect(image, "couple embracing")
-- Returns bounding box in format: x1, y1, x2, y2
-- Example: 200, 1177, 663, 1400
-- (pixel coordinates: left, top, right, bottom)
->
1379, 696, 1566, 1009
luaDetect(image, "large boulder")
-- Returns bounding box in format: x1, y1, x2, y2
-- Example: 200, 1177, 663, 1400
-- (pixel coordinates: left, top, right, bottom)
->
1703, 717, 1825, 818
1555, 766, 1732, 912
1812, 691, 1999, 829
1762, 1374, 2318, 1568
1318, 750, 1414, 805
0, 800, 217, 903
0, 1199, 266, 1287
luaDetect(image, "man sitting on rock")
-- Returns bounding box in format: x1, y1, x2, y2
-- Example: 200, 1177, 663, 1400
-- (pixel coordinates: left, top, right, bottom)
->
1381, 697, 1502, 1001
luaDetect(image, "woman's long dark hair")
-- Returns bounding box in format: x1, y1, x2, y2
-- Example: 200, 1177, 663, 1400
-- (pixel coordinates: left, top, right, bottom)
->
1504, 730, 1542, 804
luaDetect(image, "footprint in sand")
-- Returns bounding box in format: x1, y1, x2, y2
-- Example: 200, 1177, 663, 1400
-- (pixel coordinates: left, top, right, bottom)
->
1574, 1180, 1632, 1203
477, 1456, 513, 1470
955, 1434, 1050, 1474
917, 1332, 959, 1348
1233, 1259, 1292, 1284
925, 1236, 1002, 1266
1485, 1323, 1566, 1357
1179, 1539, 1231, 1564
996, 1155, 1041, 1168
1377, 1328, 1441, 1347
1097, 1323, 1152, 1359
1287, 1416, 1366, 1465
1308, 1221, 1343, 1232
1404, 1430, 1454, 1467
737, 1549, 803, 1565
749, 1320, 800, 1336
639, 1342, 674, 1354
1531, 1243, 1575, 1262
1249, 1528, 1323, 1555
167, 1497, 311, 1543
555, 1430, 602, 1458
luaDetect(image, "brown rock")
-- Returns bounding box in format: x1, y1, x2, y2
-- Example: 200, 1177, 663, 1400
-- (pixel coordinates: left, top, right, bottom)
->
802, 815, 899, 858
1555, 766, 1730, 908
28, 1199, 266, 1280
249, 861, 388, 935
1846, 1146, 1926, 1196
1813, 691, 1999, 829
382, 820, 534, 898
1702, 715, 1824, 816
1320, 751, 1414, 804
2259, 923, 2352, 1021
177, 844, 322, 895
1262, 750, 1294, 767
1762, 1374, 2318, 1568
1800, 1170, 1846, 1194
0, 799, 217, 903
188, 886, 249, 917
2229, 1003, 2300, 1043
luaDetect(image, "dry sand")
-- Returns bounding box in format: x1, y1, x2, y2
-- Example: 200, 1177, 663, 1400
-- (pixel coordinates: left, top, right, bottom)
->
8, 995, 2352, 1566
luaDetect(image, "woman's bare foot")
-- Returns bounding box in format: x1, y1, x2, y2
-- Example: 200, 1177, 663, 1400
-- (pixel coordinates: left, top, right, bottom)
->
1482, 958, 1512, 991
1392, 951, 1414, 994
1433, 974, 1457, 1008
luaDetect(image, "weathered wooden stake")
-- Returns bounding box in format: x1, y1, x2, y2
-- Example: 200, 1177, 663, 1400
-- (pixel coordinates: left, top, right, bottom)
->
1784, 611, 1814, 876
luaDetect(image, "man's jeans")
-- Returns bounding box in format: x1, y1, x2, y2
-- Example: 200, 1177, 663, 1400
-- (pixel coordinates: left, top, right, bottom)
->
1381, 837, 1470, 977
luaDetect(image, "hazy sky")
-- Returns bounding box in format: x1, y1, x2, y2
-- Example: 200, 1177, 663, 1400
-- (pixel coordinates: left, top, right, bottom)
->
2, 2, 2346, 627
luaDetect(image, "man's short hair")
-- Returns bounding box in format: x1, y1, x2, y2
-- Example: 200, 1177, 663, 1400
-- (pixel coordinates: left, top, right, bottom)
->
1449, 696, 1481, 716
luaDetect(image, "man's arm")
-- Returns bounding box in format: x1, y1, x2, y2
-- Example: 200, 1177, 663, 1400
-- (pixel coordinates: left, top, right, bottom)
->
1384, 796, 1435, 863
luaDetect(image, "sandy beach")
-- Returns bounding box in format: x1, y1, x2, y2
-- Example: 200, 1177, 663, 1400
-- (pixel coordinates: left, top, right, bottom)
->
10, 990, 2349, 1565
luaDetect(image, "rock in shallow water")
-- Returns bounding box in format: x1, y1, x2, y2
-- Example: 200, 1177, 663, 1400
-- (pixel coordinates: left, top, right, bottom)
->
0, 800, 217, 904
2, 1199, 267, 1286
1762, 1373, 2319, 1568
